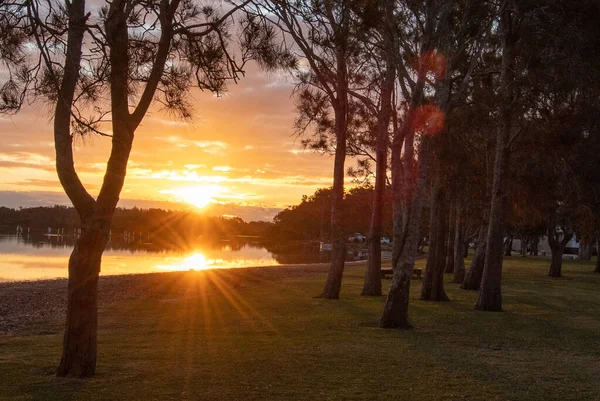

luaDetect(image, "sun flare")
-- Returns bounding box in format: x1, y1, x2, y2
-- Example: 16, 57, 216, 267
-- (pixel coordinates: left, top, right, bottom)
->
161, 185, 224, 209
156, 253, 213, 271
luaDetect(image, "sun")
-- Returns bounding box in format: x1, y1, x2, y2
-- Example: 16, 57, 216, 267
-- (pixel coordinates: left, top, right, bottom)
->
156, 253, 214, 271
162, 185, 223, 209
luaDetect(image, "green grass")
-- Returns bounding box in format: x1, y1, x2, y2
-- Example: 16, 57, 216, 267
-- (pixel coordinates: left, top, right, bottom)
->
1, 257, 599, 401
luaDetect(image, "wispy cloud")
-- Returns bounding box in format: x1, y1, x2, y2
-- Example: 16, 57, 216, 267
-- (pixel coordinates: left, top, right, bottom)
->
156, 136, 229, 154
145, 169, 332, 188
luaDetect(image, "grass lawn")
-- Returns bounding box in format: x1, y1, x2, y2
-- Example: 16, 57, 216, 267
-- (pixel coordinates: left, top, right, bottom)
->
0, 257, 599, 401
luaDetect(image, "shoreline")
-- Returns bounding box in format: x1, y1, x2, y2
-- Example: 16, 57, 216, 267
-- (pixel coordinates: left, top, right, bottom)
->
0, 261, 366, 336
0, 259, 370, 285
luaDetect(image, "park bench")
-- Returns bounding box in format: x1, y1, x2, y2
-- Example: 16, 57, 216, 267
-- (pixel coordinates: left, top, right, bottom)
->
381, 268, 422, 280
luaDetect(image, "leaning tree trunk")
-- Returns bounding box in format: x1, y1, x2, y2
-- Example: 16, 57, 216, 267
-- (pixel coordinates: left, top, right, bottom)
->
461, 225, 487, 290
452, 201, 466, 284
421, 182, 449, 302
381, 134, 430, 328
363, 23, 395, 296
320, 65, 348, 299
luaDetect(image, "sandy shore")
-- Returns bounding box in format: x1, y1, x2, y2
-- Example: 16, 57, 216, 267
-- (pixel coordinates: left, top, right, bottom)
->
0, 262, 356, 336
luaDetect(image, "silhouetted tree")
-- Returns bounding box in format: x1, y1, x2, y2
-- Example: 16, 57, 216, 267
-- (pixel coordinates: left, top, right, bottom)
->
0, 0, 289, 377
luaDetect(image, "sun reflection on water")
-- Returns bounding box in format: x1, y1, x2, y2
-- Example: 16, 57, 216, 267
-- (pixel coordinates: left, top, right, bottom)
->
154, 252, 279, 272
156, 253, 214, 271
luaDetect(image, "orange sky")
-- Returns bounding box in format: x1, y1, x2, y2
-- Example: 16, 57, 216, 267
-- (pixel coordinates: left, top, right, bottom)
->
0, 64, 344, 221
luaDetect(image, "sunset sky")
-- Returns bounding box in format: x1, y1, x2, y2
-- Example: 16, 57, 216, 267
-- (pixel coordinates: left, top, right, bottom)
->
0, 64, 344, 221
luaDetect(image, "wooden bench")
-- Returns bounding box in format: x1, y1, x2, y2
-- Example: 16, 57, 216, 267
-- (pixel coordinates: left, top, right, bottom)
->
381, 268, 422, 280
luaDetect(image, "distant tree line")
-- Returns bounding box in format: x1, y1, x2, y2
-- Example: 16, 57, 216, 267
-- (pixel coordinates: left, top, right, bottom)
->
271, 186, 393, 241
0, 206, 273, 240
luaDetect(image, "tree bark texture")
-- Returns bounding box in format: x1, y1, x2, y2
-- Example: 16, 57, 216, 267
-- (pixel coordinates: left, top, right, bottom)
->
57, 221, 109, 377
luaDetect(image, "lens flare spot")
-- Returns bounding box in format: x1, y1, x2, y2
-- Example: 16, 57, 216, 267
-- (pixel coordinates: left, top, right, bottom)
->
414, 50, 447, 81
411, 105, 445, 136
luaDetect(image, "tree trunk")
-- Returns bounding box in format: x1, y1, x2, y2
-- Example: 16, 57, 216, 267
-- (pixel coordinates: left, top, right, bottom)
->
476, 146, 509, 312
520, 236, 527, 257
548, 242, 564, 277
363, 17, 395, 296
475, 5, 518, 312
504, 235, 513, 256
421, 183, 449, 302
445, 198, 456, 274
531, 236, 539, 256
546, 214, 573, 278
320, 62, 348, 298
595, 238, 600, 273
579, 236, 593, 261
461, 225, 487, 290
381, 136, 430, 328
57, 223, 109, 377
452, 201, 465, 284
320, 116, 347, 299
52, 0, 100, 377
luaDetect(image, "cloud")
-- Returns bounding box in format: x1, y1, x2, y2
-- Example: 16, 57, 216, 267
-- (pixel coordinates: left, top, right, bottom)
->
0, 152, 54, 166
156, 136, 229, 154
185, 164, 205, 170
145, 168, 332, 188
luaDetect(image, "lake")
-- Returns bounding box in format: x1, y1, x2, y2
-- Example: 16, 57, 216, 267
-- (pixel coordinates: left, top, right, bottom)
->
0, 234, 332, 282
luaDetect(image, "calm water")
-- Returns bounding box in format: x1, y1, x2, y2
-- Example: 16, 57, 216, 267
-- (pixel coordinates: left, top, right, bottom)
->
0, 234, 330, 282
